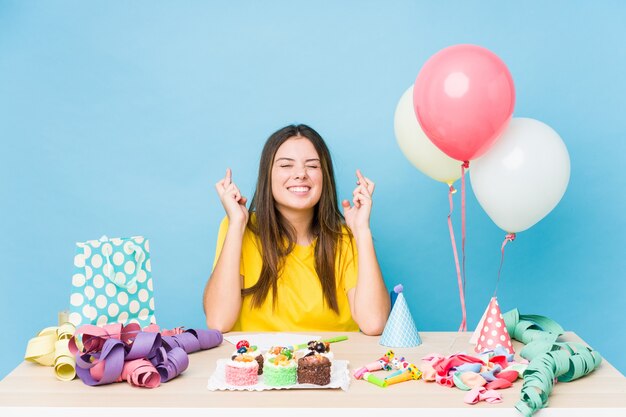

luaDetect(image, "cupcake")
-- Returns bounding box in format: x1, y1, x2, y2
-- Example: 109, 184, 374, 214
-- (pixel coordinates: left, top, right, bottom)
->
225, 353, 259, 386
296, 340, 333, 385
297, 353, 331, 385
233, 340, 264, 375
263, 347, 297, 386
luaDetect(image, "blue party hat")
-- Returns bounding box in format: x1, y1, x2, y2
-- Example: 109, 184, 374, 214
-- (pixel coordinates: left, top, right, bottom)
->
380, 284, 422, 347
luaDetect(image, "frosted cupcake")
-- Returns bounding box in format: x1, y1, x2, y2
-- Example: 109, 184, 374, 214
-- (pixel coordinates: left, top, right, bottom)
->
233, 340, 264, 375
225, 353, 259, 386
297, 353, 331, 385
296, 340, 333, 385
264, 347, 297, 386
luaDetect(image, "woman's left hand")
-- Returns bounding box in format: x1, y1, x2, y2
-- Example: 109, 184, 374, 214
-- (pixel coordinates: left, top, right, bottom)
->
342, 169, 375, 234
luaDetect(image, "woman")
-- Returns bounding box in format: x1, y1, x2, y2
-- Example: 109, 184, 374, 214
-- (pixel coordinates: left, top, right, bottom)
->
203, 124, 389, 335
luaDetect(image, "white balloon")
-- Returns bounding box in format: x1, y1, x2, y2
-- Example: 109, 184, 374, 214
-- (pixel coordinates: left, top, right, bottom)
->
394, 85, 462, 184
470, 118, 570, 233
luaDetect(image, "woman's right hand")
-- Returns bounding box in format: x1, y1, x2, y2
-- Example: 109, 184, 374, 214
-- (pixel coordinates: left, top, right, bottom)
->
215, 168, 249, 227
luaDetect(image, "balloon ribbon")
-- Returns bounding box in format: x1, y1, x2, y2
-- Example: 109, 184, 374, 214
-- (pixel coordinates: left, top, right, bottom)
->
494, 233, 516, 296
448, 183, 466, 332
461, 161, 470, 319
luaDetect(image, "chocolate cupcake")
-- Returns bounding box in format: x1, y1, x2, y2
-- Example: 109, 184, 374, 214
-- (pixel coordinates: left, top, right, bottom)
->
297, 353, 331, 385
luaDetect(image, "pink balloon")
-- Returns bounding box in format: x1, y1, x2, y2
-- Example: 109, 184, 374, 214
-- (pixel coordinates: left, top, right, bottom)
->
413, 44, 515, 162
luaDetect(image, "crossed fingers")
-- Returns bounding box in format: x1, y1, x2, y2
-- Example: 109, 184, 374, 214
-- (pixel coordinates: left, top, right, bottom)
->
353, 169, 375, 208
216, 168, 245, 203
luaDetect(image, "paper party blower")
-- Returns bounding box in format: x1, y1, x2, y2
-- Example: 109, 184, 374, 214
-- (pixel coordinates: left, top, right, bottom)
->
472, 297, 514, 354
380, 284, 422, 347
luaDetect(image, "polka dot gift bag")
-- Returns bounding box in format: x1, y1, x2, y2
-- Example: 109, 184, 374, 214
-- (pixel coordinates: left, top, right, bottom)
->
68, 235, 156, 327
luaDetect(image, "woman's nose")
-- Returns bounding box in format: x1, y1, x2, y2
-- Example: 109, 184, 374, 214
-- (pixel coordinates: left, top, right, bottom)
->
293, 166, 307, 179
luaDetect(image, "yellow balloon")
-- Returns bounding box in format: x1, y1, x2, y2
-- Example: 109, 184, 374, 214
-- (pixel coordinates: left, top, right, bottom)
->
394, 85, 463, 184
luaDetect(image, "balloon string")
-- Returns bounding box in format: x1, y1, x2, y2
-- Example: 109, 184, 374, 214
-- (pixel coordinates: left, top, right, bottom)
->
494, 233, 516, 296
447, 184, 466, 332
461, 161, 470, 330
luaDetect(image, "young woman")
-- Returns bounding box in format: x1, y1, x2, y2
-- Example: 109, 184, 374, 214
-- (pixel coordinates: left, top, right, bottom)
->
203, 124, 390, 335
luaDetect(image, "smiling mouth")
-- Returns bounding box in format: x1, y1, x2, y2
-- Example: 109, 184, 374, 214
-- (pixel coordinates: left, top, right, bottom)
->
288, 186, 310, 194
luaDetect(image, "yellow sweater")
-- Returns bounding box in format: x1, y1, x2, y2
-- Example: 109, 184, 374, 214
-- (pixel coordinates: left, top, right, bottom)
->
213, 216, 359, 332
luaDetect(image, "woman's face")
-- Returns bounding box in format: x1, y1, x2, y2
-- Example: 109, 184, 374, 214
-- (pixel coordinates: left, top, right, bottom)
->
271, 136, 323, 218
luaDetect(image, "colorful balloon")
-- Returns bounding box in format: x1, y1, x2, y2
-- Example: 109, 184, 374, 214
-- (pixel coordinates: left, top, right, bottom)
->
394, 85, 462, 184
469, 118, 570, 233
413, 44, 515, 162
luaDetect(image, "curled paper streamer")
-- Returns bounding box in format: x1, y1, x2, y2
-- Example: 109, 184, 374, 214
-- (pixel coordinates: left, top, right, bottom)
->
53, 339, 76, 381
68, 323, 223, 388
120, 359, 161, 388
503, 308, 564, 345
24, 322, 77, 381
25, 327, 59, 366
154, 346, 189, 382
515, 342, 602, 417
502, 309, 602, 417
160, 329, 223, 354
76, 338, 126, 386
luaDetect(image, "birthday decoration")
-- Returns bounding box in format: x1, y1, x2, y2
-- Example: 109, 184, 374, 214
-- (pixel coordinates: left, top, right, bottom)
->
515, 342, 602, 417
354, 351, 422, 388
353, 350, 394, 379
25, 320, 223, 388
361, 371, 388, 388
464, 387, 503, 404
67, 323, 222, 387
380, 284, 422, 348
405, 44, 516, 332
420, 309, 602, 410
470, 118, 570, 234
501, 308, 602, 417
503, 308, 564, 347
413, 44, 515, 162
472, 297, 513, 354
384, 362, 421, 386
394, 84, 461, 185
24, 321, 77, 381
420, 345, 523, 403
402, 46, 571, 336
69, 235, 156, 327
414, 46, 516, 324
469, 118, 570, 338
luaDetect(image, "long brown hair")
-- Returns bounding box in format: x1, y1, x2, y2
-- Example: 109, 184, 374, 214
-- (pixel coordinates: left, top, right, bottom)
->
243, 124, 347, 313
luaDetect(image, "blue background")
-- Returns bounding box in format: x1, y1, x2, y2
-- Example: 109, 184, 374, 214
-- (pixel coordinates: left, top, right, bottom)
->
1, 1, 624, 380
